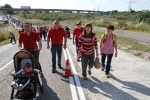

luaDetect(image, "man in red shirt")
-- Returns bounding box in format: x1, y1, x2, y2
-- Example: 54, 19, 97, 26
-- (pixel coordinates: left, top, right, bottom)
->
18, 22, 43, 74
47, 20, 67, 73
73, 21, 83, 61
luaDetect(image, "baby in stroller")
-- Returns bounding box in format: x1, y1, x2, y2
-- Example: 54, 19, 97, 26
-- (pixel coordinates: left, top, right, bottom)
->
11, 62, 42, 90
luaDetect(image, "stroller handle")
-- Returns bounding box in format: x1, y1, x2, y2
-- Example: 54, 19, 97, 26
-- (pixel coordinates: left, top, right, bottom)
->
12, 72, 37, 77
20, 48, 41, 52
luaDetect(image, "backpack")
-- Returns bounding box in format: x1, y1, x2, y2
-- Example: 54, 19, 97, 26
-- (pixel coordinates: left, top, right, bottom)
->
103, 33, 116, 46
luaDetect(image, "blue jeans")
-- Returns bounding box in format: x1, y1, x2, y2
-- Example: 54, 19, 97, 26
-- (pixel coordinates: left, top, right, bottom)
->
51, 44, 62, 69
101, 54, 113, 75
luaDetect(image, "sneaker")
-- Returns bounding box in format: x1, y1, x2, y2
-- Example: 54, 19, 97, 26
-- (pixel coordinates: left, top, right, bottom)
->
18, 84, 23, 90
105, 74, 110, 78
101, 67, 104, 71
58, 65, 62, 69
83, 77, 87, 80
52, 69, 56, 73
88, 69, 91, 75
11, 83, 18, 89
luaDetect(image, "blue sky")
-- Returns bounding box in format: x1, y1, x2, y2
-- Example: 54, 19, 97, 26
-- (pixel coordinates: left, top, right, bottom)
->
0, 0, 150, 11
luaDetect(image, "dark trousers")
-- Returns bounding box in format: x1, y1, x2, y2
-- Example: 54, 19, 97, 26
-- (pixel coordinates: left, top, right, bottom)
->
30, 51, 42, 72
81, 53, 95, 77
75, 39, 78, 55
42, 31, 46, 40
10, 37, 16, 43
101, 54, 113, 75
40, 34, 42, 39
51, 44, 62, 69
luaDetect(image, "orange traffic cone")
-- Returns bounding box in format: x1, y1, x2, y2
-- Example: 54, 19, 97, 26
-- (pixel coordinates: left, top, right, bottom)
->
63, 59, 73, 76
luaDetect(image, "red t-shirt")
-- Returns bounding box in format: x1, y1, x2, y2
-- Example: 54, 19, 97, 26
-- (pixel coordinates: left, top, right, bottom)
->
32, 29, 37, 34
47, 27, 66, 45
73, 27, 83, 40
18, 31, 41, 52
40, 29, 43, 34
18, 30, 22, 35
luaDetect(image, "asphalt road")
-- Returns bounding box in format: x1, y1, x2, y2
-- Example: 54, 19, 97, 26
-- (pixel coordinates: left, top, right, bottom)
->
93, 27, 150, 46
0, 37, 150, 100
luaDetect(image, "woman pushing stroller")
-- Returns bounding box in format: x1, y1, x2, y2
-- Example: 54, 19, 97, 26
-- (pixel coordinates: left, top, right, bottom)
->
11, 62, 42, 90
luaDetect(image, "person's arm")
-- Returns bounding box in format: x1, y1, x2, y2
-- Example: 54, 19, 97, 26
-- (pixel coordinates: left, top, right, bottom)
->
64, 37, 67, 49
114, 37, 118, 57
38, 40, 42, 50
100, 34, 104, 55
94, 35, 99, 56
34, 69, 42, 74
16, 69, 22, 74
18, 34, 23, 50
77, 36, 82, 59
72, 29, 76, 44
18, 43, 22, 50
47, 29, 51, 49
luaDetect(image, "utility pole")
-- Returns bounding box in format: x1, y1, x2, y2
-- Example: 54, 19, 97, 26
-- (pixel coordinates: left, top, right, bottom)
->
126, 0, 136, 11
98, 4, 99, 11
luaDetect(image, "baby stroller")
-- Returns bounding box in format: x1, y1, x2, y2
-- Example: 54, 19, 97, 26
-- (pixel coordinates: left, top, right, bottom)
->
10, 51, 43, 100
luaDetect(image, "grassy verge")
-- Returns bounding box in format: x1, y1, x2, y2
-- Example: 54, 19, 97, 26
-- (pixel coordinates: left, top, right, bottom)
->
94, 31, 150, 57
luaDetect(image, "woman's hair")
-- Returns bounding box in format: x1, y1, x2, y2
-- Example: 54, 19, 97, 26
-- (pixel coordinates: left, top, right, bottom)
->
24, 63, 32, 68
107, 25, 114, 31
82, 23, 93, 37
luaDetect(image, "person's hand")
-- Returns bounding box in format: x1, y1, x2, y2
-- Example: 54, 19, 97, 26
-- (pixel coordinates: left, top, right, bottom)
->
77, 54, 80, 60
47, 45, 50, 49
115, 52, 117, 57
100, 52, 103, 55
20, 48, 26, 51
39, 71, 42, 75
37, 47, 42, 50
64, 45, 67, 49
96, 52, 99, 57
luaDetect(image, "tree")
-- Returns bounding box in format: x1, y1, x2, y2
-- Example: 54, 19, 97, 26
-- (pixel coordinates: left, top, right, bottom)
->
2, 4, 12, 8
2, 4, 13, 14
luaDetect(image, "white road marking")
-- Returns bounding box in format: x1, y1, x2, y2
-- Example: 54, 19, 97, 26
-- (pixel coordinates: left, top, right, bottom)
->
0, 60, 13, 71
63, 48, 78, 100
66, 48, 86, 100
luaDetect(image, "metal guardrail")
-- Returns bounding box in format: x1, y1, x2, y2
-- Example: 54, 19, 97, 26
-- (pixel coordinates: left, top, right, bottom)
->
0, 8, 103, 13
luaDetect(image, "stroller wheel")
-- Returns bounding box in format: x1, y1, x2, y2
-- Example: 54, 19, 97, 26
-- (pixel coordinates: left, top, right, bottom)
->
39, 86, 43, 93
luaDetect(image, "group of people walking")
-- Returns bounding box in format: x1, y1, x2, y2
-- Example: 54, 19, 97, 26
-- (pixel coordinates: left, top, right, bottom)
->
72, 21, 118, 79
15, 20, 117, 81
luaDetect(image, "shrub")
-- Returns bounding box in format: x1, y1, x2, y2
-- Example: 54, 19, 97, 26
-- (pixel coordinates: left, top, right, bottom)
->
118, 20, 127, 29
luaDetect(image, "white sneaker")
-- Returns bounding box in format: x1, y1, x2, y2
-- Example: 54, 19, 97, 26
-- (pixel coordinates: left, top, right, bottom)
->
17, 84, 23, 90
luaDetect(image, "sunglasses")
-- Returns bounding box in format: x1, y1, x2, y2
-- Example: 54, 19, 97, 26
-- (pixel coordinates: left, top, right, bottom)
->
24, 26, 30, 28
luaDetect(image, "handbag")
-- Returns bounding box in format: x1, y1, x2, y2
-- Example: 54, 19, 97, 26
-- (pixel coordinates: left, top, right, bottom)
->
94, 57, 100, 69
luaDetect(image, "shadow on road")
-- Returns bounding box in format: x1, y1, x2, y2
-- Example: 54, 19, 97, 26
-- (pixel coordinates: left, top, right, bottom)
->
83, 76, 138, 100
111, 74, 150, 97
36, 77, 60, 100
